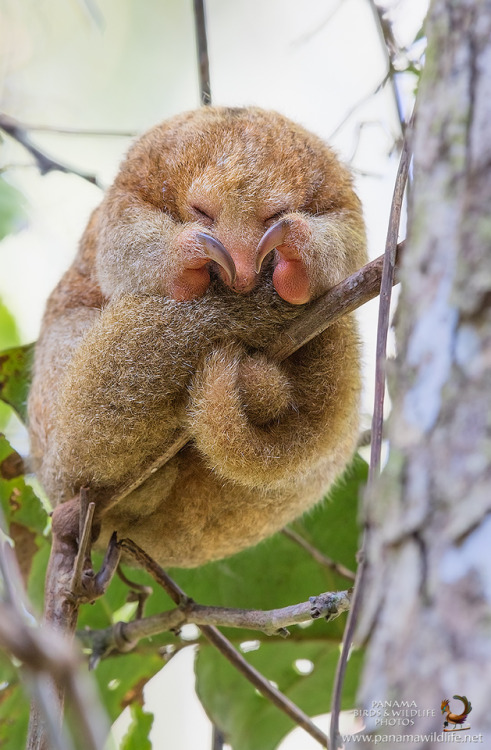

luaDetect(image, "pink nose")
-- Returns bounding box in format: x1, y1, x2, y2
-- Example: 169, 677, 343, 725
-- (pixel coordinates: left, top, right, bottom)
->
228, 265, 257, 292
226, 256, 257, 293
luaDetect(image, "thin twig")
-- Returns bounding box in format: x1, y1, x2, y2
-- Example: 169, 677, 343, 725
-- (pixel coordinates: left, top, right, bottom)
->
203, 627, 328, 747
366, 0, 406, 131
75, 0, 105, 29
193, 0, 212, 105
292, 1, 343, 47
282, 528, 356, 582
329, 73, 390, 141
329, 121, 413, 750
116, 566, 153, 619
71, 498, 95, 594
370, 135, 412, 477
119, 538, 329, 748
1, 120, 136, 137
212, 724, 225, 750
0, 113, 102, 187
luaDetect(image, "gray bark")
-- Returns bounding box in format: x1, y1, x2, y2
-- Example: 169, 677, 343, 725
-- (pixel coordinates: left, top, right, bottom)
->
354, 0, 491, 746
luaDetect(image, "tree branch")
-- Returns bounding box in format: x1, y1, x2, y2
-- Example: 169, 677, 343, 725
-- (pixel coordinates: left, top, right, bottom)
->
0, 113, 102, 187
79, 585, 352, 659
370, 136, 412, 477
193, 0, 211, 105
282, 528, 356, 582
366, 0, 407, 131
15, 124, 136, 136
329, 73, 391, 141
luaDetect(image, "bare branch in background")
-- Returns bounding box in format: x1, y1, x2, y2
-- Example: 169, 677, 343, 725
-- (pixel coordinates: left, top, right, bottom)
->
291, 1, 343, 47
329, 74, 390, 142
369, 127, 412, 476
0, 113, 102, 187
367, 0, 407, 130
282, 528, 356, 582
193, 0, 212, 105
11, 123, 137, 137
74, 0, 105, 30
329, 120, 413, 750
366, 0, 424, 133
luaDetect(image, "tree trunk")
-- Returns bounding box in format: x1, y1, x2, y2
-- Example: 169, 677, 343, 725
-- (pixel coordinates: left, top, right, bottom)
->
355, 0, 491, 746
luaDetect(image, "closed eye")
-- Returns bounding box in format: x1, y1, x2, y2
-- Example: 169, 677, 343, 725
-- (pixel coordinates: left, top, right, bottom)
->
191, 205, 215, 226
264, 209, 290, 227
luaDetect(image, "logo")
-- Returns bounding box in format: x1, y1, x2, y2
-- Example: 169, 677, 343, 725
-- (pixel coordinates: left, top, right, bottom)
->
441, 695, 472, 732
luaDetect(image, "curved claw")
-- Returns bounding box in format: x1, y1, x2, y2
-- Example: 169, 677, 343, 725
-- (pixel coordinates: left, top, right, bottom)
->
197, 232, 237, 285
255, 219, 289, 274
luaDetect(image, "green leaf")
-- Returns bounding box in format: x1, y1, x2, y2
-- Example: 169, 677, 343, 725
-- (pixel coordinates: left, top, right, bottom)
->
0, 433, 47, 536
120, 704, 154, 750
0, 177, 26, 241
25, 541, 51, 614
196, 641, 363, 750
0, 343, 34, 423
0, 298, 21, 429
93, 653, 163, 723
0, 656, 29, 750
0, 433, 48, 747
0, 299, 19, 351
